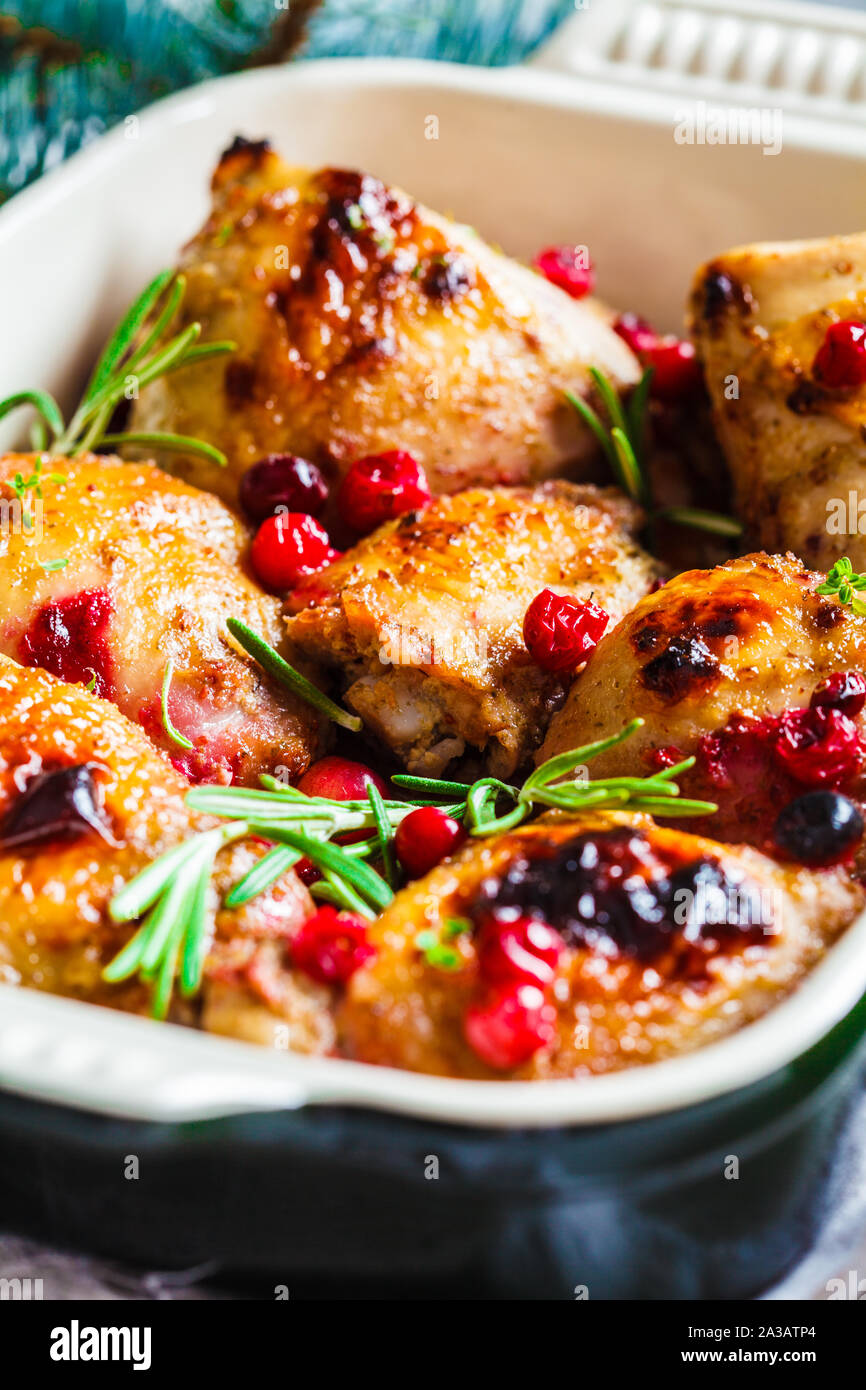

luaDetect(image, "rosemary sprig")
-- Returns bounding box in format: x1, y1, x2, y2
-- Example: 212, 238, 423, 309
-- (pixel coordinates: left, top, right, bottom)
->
394, 717, 716, 835
226, 617, 362, 732
103, 718, 715, 1017
817, 556, 866, 616
105, 825, 243, 1020
0, 271, 235, 464
567, 367, 742, 539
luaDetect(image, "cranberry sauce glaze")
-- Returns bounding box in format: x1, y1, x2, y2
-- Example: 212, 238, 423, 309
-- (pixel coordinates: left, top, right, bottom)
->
19, 590, 114, 698
666, 672, 866, 864
472, 825, 769, 975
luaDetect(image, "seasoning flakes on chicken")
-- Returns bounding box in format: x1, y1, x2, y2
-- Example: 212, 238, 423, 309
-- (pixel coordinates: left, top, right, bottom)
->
537, 551, 866, 856
0, 656, 334, 1053
285, 482, 660, 778
691, 231, 866, 570
0, 453, 325, 785
129, 140, 640, 509
339, 812, 862, 1079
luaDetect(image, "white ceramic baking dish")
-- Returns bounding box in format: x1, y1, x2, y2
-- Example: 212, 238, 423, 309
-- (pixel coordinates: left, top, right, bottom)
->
1, 0, 866, 1129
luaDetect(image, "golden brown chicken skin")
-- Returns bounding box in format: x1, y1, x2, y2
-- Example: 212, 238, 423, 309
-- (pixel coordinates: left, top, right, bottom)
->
130, 140, 640, 509
0, 656, 335, 1052
0, 452, 325, 785
284, 482, 659, 778
537, 552, 866, 850
339, 812, 861, 1078
691, 232, 866, 569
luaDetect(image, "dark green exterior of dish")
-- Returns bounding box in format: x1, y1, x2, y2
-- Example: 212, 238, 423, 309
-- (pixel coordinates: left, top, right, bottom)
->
1, 994, 864, 1298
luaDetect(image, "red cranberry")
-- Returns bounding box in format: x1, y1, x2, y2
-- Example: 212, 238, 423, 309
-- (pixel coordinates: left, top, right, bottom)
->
773, 707, 864, 787
291, 907, 375, 985
533, 245, 595, 299
476, 913, 562, 987
250, 512, 338, 591
645, 338, 703, 401
294, 857, 321, 887
337, 451, 431, 535
394, 806, 466, 878
810, 671, 866, 718
239, 455, 328, 524
812, 321, 866, 390
697, 712, 775, 789
613, 312, 657, 356
648, 745, 685, 771
523, 589, 609, 674
297, 756, 387, 801
774, 791, 864, 867
19, 589, 114, 697
464, 983, 557, 1070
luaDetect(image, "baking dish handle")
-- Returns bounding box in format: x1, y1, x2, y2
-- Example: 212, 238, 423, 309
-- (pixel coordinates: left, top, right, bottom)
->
532, 0, 866, 123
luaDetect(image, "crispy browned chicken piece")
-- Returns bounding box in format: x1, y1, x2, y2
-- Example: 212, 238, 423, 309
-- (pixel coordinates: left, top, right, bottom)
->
691, 232, 866, 569
537, 552, 866, 848
339, 812, 861, 1079
284, 482, 659, 778
0, 453, 325, 785
0, 656, 333, 1052
130, 140, 640, 510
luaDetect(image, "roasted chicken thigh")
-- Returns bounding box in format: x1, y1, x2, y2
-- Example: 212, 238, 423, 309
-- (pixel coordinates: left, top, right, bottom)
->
130, 141, 640, 509
538, 552, 866, 850
285, 482, 659, 777
0, 656, 334, 1052
339, 811, 861, 1079
691, 231, 866, 569
0, 453, 324, 785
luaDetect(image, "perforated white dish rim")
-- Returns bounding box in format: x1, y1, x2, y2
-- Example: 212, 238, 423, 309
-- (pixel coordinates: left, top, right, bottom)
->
2, 3, 866, 1127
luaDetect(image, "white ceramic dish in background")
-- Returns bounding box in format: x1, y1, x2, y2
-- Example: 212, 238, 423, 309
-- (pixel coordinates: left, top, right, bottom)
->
1, 0, 866, 1128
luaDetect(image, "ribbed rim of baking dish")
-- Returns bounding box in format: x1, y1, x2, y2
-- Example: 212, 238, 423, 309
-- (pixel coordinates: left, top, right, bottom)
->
0, 54, 865, 1128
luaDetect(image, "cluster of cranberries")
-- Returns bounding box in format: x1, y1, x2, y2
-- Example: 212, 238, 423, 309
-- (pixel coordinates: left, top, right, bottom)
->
523, 588, 609, 674
533, 248, 701, 403
613, 310, 703, 402
464, 911, 562, 1069
698, 671, 866, 866
244, 450, 432, 592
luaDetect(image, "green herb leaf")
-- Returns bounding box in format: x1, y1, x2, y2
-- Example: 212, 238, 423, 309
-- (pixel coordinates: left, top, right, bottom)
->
656, 506, 744, 538
818, 557, 866, 614
367, 781, 399, 890
7, 272, 236, 463
224, 844, 303, 909
0, 390, 65, 441
565, 367, 741, 540
247, 824, 394, 914
160, 660, 194, 751
82, 269, 175, 404
99, 431, 228, 467
226, 617, 362, 732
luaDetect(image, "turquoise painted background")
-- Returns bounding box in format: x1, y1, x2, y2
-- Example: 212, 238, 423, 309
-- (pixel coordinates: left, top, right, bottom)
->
0, 0, 575, 202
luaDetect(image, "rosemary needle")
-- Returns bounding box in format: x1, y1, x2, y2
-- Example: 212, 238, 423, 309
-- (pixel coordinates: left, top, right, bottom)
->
566, 367, 743, 539
225, 617, 362, 732
160, 660, 193, 751
0, 271, 235, 464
